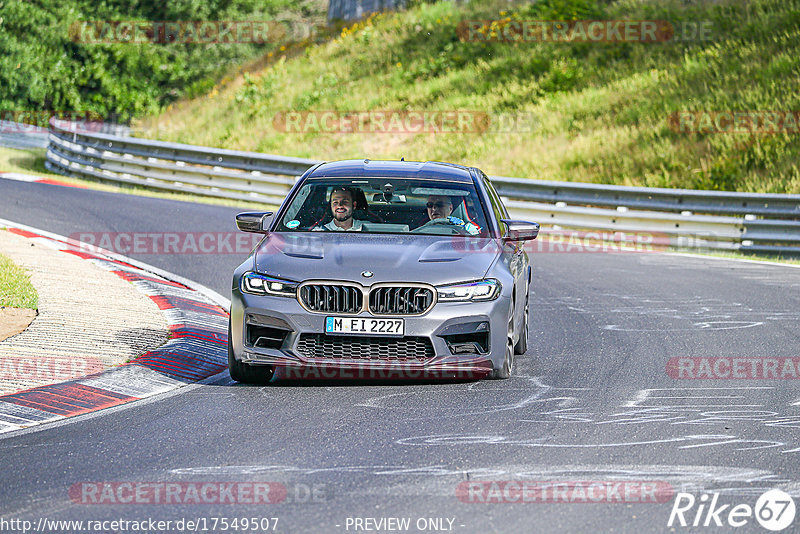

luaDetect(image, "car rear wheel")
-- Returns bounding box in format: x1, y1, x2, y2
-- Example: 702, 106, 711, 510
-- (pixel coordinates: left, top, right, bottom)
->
228, 323, 274, 384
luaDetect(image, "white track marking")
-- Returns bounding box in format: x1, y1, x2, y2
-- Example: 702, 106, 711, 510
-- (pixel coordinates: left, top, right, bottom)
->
0, 172, 39, 182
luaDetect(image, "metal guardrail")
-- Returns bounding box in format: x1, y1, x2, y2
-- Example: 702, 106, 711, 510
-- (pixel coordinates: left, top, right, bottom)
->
0, 121, 50, 150
45, 119, 313, 204
0, 120, 131, 150
492, 176, 800, 218
42, 118, 800, 255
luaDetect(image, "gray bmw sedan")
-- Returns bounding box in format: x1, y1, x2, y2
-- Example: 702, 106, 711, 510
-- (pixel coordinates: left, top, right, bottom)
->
229, 159, 539, 383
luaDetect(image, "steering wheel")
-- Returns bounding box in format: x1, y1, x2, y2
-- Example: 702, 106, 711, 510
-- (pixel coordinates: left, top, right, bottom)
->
412, 218, 469, 235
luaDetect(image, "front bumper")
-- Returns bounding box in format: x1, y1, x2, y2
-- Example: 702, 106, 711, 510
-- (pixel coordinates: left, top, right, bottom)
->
230, 288, 510, 379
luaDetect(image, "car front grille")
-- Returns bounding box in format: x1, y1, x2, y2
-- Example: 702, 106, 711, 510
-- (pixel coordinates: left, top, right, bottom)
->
298, 283, 435, 315
296, 334, 435, 361
299, 284, 362, 314
369, 286, 435, 315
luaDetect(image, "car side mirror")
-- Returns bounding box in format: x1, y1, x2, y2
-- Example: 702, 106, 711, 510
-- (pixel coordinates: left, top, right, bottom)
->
500, 219, 540, 241
236, 212, 273, 234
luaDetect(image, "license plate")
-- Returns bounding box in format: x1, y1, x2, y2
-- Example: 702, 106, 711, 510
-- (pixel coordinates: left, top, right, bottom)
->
325, 317, 404, 336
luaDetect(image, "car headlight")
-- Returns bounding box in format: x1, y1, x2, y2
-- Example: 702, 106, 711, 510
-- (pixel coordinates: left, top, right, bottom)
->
241, 272, 298, 297
436, 279, 501, 302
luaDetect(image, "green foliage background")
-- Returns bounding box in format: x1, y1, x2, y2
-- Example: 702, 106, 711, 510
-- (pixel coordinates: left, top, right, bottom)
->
0, 0, 325, 120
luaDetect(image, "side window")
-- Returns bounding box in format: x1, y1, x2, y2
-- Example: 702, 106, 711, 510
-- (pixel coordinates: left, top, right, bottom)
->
481, 174, 508, 235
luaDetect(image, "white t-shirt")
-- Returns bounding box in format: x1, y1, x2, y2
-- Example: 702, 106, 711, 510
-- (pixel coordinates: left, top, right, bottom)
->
321, 218, 364, 231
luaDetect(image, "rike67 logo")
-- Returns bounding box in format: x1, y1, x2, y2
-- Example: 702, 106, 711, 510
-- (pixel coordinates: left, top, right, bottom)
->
668, 490, 796, 531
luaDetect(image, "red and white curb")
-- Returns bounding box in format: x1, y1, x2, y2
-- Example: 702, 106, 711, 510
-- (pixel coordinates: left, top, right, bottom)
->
0, 219, 231, 434
0, 171, 87, 189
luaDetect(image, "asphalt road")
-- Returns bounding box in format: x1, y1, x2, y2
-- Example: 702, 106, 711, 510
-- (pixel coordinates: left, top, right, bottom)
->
2, 179, 800, 533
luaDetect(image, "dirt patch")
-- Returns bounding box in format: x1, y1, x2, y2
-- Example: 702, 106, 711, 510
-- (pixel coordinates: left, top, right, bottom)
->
0, 307, 36, 342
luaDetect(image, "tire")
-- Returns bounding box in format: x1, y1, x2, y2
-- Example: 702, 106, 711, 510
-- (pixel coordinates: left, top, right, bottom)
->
490, 308, 515, 379
228, 323, 274, 384
514, 289, 529, 355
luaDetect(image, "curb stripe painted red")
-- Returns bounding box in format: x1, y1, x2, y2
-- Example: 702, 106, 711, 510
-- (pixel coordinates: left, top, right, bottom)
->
36, 178, 88, 188
2, 384, 136, 417
0, 225, 231, 434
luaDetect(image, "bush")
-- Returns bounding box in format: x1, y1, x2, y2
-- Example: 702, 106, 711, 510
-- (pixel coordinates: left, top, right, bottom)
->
0, 0, 326, 122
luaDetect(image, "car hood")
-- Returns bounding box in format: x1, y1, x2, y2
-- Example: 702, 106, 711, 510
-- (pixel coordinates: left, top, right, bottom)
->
253, 232, 501, 285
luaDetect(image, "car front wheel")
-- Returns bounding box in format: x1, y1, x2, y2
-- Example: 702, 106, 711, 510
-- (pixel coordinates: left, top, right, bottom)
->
514, 289, 529, 355
227, 323, 274, 384
491, 306, 515, 379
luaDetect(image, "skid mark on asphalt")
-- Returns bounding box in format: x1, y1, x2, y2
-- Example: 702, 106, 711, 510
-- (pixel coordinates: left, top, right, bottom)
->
553, 386, 800, 429
353, 381, 800, 445
396, 433, 786, 451
603, 321, 764, 331
539, 293, 800, 332
353, 377, 584, 420
349, 381, 800, 454
356, 393, 413, 409
624, 387, 773, 408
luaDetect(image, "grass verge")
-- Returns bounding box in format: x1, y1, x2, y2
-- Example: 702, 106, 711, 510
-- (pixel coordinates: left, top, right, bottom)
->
144, 0, 800, 193
0, 252, 38, 309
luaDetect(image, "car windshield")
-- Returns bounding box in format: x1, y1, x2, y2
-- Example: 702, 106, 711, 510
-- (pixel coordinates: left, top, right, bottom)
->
275, 178, 491, 237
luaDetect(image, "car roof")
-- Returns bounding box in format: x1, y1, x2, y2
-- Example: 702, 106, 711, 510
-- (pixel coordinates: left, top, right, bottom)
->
306, 159, 475, 183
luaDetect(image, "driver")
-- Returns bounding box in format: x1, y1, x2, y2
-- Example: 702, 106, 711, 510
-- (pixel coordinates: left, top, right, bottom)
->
426, 195, 453, 221
321, 187, 364, 231
418, 194, 470, 235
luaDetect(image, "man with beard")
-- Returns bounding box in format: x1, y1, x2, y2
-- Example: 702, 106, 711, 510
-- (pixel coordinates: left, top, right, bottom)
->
321, 186, 364, 231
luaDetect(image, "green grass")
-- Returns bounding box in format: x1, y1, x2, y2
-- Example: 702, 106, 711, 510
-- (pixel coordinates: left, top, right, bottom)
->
144, 0, 800, 193
0, 146, 275, 210
0, 252, 38, 309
